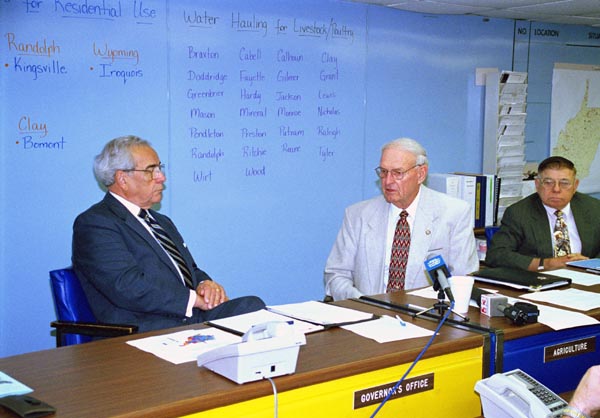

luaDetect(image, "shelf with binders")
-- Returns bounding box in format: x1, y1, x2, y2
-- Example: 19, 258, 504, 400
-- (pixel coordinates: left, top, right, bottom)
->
427, 172, 501, 231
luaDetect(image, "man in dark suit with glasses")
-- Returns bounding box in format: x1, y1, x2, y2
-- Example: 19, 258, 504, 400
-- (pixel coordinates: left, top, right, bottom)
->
486, 156, 600, 272
73, 135, 265, 333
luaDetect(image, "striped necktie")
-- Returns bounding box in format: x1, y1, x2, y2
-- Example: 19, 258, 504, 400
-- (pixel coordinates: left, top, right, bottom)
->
138, 209, 194, 289
387, 210, 410, 292
553, 210, 571, 257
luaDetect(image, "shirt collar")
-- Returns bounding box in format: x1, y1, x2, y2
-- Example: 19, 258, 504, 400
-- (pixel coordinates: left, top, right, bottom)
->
389, 186, 422, 219
110, 191, 143, 218
542, 201, 572, 218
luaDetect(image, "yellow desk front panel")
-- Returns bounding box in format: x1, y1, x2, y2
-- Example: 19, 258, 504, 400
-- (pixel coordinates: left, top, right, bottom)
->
186, 346, 483, 418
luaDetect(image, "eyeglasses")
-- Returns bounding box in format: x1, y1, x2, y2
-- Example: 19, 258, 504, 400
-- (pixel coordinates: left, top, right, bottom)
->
122, 164, 166, 179
375, 165, 421, 181
539, 178, 573, 190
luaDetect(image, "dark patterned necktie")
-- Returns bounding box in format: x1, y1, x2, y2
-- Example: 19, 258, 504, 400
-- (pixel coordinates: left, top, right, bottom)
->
387, 210, 410, 292
553, 210, 571, 257
139, 209, 194, 289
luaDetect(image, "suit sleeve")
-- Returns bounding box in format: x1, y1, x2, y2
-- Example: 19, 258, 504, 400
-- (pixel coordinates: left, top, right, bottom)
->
323, 208, 363, 301
484, 205, 537, 270
446, 201, 480, 276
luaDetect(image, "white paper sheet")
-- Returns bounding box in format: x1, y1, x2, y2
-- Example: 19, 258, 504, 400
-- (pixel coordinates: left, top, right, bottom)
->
544, 268, 600, 286
342, 315, 434, 343
0, 371, 33, 398
267, 300, 374, 326
208, 308, 324, 335
126, 328, 241, 364
506, 296, 599, 331
519, 288, 600, 312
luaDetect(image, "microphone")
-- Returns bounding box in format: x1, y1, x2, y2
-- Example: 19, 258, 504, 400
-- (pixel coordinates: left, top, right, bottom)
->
424, 255, 454, 302
498, 302, 539, 325
480, 294, 539, 325
480, 294, 507, 317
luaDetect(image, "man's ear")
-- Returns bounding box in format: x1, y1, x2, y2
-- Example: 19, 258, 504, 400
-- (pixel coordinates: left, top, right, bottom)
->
116, 171, 128, 188
417, 165, 428, 184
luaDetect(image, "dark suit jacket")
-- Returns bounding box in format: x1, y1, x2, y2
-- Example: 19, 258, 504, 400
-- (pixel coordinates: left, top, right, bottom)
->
486, 192, 600, 270
72, 193, 211, 333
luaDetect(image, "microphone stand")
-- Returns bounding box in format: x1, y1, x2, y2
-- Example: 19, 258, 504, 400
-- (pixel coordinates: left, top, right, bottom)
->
412, 287, 470, 322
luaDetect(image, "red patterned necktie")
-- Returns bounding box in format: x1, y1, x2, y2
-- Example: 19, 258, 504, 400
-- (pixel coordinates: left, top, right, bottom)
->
553, 210, 571, 257
387, 210, 410, 292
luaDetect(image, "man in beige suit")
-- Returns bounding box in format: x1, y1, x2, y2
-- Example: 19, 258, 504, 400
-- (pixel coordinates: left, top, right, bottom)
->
324, 137, 479, 301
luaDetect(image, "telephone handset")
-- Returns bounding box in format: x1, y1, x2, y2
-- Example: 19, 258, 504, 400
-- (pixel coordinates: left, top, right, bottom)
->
197, 321, 306, 384
475, 369, 568, 418
241, 321, 294, 342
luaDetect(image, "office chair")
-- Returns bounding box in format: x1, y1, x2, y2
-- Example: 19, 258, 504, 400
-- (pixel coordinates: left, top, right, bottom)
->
49, 268, 138, 347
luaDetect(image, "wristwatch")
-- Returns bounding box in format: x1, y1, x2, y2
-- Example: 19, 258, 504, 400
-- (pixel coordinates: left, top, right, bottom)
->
562, 405, 591, 418
537, 258, 545, 271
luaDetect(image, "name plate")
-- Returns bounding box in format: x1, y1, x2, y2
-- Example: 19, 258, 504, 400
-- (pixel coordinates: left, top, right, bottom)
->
544, 337, 596, 363
353, 373, 434, 409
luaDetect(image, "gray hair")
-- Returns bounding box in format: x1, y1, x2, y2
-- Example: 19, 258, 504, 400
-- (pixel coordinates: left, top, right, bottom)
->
381, 137, 428, 166
93, 135, 151, 187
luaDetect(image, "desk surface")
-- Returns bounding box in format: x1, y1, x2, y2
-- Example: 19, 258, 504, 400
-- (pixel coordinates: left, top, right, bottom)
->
0, 300, 485, 418
363, 277, 600, 341
361, 273, 600, 394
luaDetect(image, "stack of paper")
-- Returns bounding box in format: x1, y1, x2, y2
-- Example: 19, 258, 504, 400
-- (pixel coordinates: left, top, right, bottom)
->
496, 71, 528, 222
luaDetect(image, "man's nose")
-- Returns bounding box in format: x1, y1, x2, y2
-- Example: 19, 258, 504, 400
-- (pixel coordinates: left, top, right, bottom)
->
382, 172, 395, 184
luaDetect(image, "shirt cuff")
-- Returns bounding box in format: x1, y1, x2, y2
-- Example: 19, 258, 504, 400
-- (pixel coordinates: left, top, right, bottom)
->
186, 290, 196, 317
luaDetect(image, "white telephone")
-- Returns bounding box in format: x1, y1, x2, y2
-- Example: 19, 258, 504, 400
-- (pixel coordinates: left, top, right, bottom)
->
475, 369, 568, 418
197, 321, 306, 384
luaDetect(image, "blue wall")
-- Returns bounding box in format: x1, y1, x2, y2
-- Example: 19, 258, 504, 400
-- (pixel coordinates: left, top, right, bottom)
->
1, 0, 598, 357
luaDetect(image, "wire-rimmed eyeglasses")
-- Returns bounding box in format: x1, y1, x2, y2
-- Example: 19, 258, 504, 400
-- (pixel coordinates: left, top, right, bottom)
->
538, 178, 573, 190
375, 165, 421, 181
121, 164, 166, 179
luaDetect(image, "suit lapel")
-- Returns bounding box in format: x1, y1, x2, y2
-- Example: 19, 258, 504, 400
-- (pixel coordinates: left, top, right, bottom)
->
571, 193, 593, 251
529, 195, 555, 257
103, 193, 183, 282
405, 187, 435, 288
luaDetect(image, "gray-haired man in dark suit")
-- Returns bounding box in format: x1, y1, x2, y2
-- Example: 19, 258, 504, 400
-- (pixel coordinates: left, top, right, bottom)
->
73, 135, 265, 333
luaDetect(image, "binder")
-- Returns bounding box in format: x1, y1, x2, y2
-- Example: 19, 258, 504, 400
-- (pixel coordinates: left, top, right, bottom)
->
474, 175, 485, 228
566, 258, 600, 272
427, 173, 461, 199
453, 172, 487, 228
484, 174, 498, 227
470, 267, 571, 291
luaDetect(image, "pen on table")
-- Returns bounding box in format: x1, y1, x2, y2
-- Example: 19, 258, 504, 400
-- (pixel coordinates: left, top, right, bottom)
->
585, 269, 600, 275
395, 315, 406, 327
